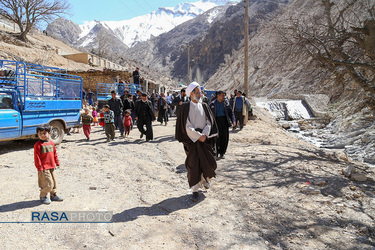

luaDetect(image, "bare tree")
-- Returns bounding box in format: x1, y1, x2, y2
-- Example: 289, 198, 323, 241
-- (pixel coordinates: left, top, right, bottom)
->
277, 0, 375, 98
94, 29, 113, 61
0, 0, 70, 41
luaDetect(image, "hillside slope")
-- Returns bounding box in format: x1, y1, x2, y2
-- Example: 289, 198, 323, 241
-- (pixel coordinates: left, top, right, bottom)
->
0, 28, 174, 89
206, 0, 375, 165
0, 29, 91, 71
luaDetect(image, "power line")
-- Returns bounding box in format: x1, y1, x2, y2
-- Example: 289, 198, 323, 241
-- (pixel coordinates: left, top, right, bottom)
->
138, 0, 154, 13
122, 0, 151, 16
116, 0, 132, 13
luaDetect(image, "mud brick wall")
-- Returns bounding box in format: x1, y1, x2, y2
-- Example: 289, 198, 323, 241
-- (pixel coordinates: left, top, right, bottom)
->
68, 70, 134, 93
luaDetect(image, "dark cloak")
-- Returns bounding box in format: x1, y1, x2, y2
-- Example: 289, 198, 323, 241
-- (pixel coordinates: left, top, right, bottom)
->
175, 101, 218, 187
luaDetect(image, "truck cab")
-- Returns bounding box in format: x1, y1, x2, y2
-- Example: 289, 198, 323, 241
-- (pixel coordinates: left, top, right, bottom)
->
0, 89, 21, 139
0, 60, 83, 144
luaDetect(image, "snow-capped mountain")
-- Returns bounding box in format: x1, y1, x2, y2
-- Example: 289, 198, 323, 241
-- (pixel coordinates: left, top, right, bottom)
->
78, 0, 239, 48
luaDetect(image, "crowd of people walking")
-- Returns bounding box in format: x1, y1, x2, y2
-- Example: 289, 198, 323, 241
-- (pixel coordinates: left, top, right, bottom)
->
77, 81, 252, 201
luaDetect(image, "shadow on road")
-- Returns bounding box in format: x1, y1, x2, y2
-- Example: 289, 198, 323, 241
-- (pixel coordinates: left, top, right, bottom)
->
113, 194, 205, 223
0, 200, 41, 212
175, 164, 187, 174
0, 140, 36, 155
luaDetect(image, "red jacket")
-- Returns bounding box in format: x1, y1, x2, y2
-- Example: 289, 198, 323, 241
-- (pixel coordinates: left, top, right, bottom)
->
124, 115, 132, 127
34, 140, 60, 171
99, 112, 105, 127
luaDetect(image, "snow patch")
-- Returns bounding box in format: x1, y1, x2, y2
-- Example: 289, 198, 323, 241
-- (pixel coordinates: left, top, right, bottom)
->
77, 0, 240, 47
207, 9, 220, 23
256, 100, 313, 120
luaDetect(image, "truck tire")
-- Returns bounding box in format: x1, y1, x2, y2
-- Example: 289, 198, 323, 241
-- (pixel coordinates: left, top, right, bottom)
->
49, 121, 64, 145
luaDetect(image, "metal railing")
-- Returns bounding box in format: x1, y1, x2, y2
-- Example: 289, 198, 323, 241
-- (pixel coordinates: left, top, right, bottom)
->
0, 60, 82, 101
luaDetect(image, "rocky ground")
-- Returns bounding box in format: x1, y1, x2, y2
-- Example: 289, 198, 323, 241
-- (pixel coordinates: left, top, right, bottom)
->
0, 108, 374, 249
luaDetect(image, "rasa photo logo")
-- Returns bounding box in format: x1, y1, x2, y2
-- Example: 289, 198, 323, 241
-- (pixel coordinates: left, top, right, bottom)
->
31, 211, 113, 223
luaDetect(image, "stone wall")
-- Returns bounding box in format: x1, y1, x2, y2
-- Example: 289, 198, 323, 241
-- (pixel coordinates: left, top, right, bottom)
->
66, 70, 163, 94
68, 70, 133, 92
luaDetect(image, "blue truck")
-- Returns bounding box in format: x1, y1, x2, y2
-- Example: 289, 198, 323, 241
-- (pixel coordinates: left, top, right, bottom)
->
0, 60, 83, 145
96, 82, 141, 109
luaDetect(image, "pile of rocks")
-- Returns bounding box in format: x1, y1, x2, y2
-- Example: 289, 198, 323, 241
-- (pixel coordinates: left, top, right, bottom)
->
342, 165, 372, 182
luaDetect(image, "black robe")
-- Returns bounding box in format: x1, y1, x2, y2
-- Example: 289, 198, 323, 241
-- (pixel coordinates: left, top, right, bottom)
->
175, 101, 218, 187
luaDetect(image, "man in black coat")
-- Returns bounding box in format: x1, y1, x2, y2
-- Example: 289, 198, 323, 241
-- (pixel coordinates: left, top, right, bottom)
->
120, 90, 134, 113
134, 92, 156, 142
157, 93, 169, 125
133, 67, 140, 84
172, 88, 188, 116
108, 90, 124, 138
133, 89, 142, 103
209, 91, 236, 159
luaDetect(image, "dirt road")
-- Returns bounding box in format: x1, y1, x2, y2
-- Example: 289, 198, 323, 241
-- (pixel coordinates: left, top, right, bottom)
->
0, 108, 374, 249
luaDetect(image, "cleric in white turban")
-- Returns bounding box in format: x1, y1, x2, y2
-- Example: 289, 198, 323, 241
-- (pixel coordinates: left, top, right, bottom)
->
175, 81, 218, 202
185, 81, 200, 97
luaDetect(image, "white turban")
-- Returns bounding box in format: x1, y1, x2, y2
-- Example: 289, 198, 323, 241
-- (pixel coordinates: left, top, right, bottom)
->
185, 81, 200, 97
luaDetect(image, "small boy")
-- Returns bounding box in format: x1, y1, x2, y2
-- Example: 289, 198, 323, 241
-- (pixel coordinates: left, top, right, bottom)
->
81, 108, 93, 141
103, 104, 115, 142
123, 109, 133, 137
34, 124, 63, 204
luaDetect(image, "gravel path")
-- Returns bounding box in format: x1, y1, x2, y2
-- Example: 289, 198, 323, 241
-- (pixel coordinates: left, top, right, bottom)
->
0, 109, 374, 249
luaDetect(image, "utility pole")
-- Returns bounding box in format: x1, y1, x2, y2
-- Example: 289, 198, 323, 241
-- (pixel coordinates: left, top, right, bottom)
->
244, 0, 249, 96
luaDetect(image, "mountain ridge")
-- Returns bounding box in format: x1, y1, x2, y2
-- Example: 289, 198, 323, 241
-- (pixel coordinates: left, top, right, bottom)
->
50, 0, 239, 49
124, 0, 290, 84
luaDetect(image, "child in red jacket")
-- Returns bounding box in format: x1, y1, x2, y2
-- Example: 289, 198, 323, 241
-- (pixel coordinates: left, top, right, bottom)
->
34, 124, 63, 204
99, 107, 105, 130
123, 109, 133, 137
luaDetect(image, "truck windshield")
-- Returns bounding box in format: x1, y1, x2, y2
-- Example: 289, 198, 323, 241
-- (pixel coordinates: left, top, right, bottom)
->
0, 93, 14, 109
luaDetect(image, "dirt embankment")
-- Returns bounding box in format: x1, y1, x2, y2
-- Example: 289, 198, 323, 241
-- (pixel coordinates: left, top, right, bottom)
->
0, 108, 374, 249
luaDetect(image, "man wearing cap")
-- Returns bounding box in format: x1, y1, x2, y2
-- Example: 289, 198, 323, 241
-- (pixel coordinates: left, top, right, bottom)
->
108, 90, 125, 138
175, 82, 218, 202
134, 92, 155, 142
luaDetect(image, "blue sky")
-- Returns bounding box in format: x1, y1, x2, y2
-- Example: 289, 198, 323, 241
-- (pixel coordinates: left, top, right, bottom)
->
67, 0, 200, 24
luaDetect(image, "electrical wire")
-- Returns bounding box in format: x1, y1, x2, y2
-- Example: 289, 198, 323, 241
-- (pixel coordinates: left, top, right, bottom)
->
117, 0, 151, 15
138, 0, 155, 13
115, 0, 133, 13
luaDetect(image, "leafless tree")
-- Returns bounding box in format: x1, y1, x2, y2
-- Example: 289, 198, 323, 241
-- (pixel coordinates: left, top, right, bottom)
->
94, 29, 113, 60
0, 0, 70, 41
277, 0, 375, 98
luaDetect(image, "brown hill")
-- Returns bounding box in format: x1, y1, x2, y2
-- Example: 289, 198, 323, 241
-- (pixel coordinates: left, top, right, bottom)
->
0, 28, 92, 71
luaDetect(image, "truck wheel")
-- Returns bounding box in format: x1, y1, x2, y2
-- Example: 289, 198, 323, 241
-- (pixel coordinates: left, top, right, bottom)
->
49, 121, 64, 145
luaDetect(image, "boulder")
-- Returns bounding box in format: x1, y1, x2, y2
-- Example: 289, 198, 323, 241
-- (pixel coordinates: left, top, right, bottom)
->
313, 179, 327, 186
364, 153, 375, 165
342, 165, 356, 177
353, 193, 362, 198
299, 125, 307, 131
301, 186, 321, 195
282, 123, 291, 130
335, 151, 349, 162
351, 173, 367, 182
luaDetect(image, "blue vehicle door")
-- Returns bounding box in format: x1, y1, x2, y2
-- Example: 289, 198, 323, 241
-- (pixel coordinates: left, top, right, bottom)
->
0, 92, 21, 139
